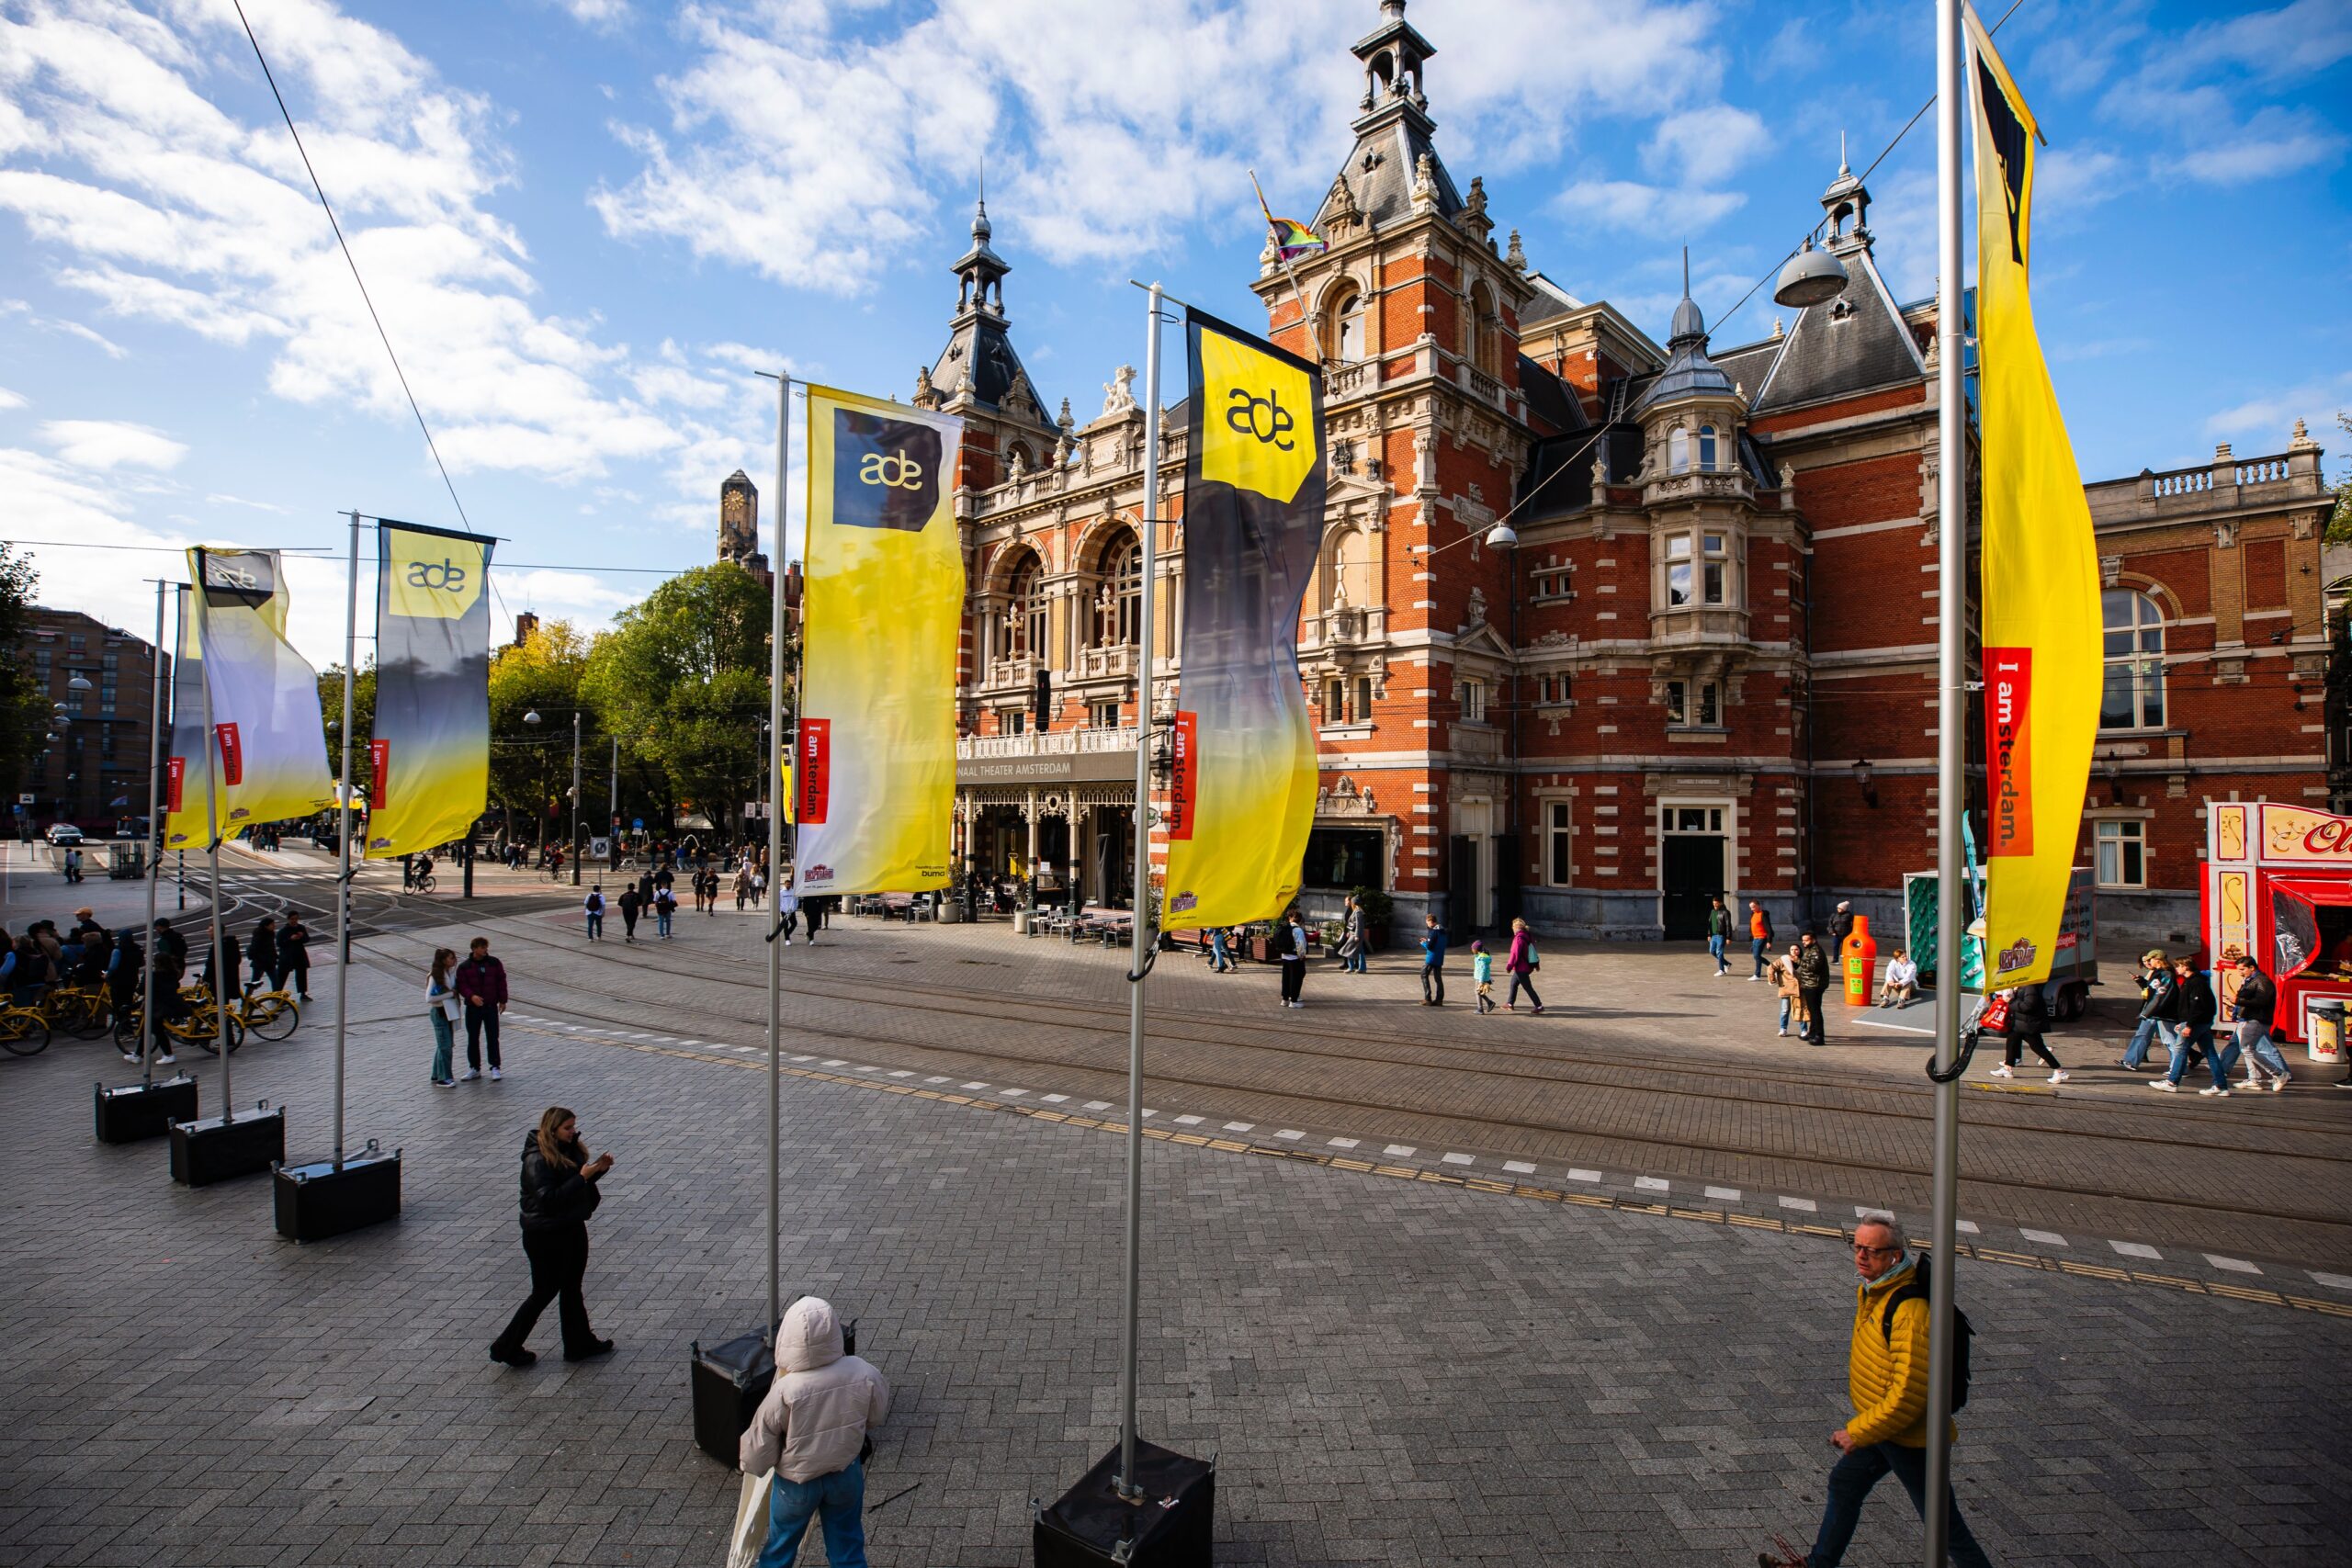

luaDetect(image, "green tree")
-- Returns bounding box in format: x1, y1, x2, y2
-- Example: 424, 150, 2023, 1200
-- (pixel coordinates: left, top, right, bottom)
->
0, 543, 44, 807
2329, 412, 2351, 543
490, 618, 594, 850
581, 565, 778, 843
317, 663, 378, 782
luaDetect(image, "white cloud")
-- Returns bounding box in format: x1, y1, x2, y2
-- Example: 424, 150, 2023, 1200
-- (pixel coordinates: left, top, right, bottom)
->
38, 418, 188, 470
1642, 105, 1770, 188
550, 0, 632, 26
595, 0, 1732, 287
2203, 373, 2352, 440
1553, 178, 1744, 239
2173, 106, 2346, 185
0, 385, 25, 409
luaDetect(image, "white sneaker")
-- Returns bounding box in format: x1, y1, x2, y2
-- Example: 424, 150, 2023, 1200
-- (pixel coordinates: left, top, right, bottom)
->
1775, 1029, 1788, 1037
2049, 1069, 2071, 1084
1747, 975, 1761, 982
121, 1051, 141, 1064
2268, 1077, 2288, 1092
2199, 1085, 2231, 1097
2148, 1078, 2178, 1092
460, 1069, 481, 1081
1990, 1064, 2014, 1077
489, 1066, 503, 1080
156, 1052, 175, 1065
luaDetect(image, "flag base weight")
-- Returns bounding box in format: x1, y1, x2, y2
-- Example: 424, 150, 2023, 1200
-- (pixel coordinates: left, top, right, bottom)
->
95, 1075, 198, 1144
692, 1314, 858, 1465
169, 1105, 285, 1186
273, 1148, 401, 1242
1034, 1440, 1215, 1567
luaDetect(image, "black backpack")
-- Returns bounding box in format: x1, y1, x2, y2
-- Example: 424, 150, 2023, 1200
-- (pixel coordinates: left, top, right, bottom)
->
1880, 1255, 1973, 1412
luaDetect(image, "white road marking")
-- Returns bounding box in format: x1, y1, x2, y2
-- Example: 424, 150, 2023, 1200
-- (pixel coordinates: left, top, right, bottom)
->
1275, 1130, 1305, 1141
1042, 1093, 1068, 1103
1173, 1114, 1204, 1125
888, 1071, 914, 1078
1956, 1220, 1981, 1234
1223, 1121, 1254, 1133
1567, 1168, 1603, 1183
1634, 1177, 1669, 1192
2311, 1271, 2352, 1290
821, 1059, 847, 1067
1778, 1197, 1817, 1213
1383, 1144, 1417, 1157
1000, 1089, 1029, 1098
926, 1077, 953, 1085
1853, 1017, 1935, 1035
1503, 1161, 1536, 1175
1705, 1186, 1741, 1201
1441, 1153, 1474, 1167
2019, 1229, 2068, 1247
2110, 1241, 2162, 1260
1328, 1137, 1359, 1149
1083, 1100, 1112, 1111
960, 1082, 989, 1090
2205, 1256, 2261, 1275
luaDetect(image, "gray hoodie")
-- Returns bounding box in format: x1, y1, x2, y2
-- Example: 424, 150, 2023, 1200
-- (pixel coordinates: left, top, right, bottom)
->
739, 1296, 889, 1483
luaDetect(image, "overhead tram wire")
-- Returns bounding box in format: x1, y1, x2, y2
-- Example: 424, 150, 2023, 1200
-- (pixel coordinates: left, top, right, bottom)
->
229, 0, 472, 536
1713, 0, 2033, 333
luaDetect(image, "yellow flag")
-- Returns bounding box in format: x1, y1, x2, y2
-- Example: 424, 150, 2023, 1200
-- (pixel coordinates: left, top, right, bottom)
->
794, 386, 962, 894
1968, 6, 2101, 988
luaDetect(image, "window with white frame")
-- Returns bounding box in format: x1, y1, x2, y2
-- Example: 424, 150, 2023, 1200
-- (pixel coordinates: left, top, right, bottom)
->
1091, 701, 1121, 729
1666, 678, 1721, 728
1666, 534, 1693, 606
1534, 673, 1571, 706
1668, 425, 1690, 474
2095, 819, 2146, 887
1530, 566, 1572, 601
1698, 424, 1719, 470
1460, 678, 1487, 723
1546, 800, 1572, 886
1320, 676, 1374, 727
1702, 532, 1729, 605
2100, 589, 2165, 730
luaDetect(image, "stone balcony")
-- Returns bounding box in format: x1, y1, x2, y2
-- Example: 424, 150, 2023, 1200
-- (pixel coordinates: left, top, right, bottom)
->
1303, 605, 1387, 650
1072, 642, 1138, 682
2086, 444, 2328, 528
982, 654, 1044, 692
1640, 469, 1756, 509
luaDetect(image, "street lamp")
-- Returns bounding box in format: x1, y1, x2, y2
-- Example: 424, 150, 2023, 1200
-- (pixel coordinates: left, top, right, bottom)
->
1773, 235, 1850, 309
67, 671, 92, 691
571, 711, 582, 886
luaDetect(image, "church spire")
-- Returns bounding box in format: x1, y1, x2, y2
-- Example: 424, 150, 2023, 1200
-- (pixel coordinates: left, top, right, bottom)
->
951, 192, 1010, 320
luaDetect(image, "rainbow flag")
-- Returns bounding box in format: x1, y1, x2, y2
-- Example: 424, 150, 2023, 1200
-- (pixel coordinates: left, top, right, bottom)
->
1252, 175, 1327, 263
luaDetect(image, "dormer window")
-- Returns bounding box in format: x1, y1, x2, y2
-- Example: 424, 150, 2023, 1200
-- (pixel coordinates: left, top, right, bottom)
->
1668, 425, 1690, 474
1698, 424, 1718, 471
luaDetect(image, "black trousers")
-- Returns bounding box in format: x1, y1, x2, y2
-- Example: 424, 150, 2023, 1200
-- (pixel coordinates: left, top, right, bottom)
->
1279, 959, 1304, 1002
2004, 1030, 2061, 1068
495, 1224, 594, 1354
1421, 963, 1444, 1003
465, 1004, 502, 1069
1801, 987, 1828, 1043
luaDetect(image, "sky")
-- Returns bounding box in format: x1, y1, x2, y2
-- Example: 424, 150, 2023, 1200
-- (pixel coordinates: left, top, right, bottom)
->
4, 0, 2348, 669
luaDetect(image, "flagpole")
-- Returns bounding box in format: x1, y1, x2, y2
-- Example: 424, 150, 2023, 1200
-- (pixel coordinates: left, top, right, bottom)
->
141, 580, 167, 1085
1925, 0, 1967, 1560
762, 367, 791, 1340
192, 553, 231, 1114
1249, 170, 1322, 366
333, 511, 359, 1167
1116, 281, 1165, 1501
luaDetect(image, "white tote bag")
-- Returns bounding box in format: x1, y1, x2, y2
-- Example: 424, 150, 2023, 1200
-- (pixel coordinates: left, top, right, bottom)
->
727, 1471, 774, 1568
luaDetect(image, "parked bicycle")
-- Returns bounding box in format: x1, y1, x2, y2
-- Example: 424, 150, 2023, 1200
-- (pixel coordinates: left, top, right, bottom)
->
42, 981, 114, 1041
0, 999, 51, 1055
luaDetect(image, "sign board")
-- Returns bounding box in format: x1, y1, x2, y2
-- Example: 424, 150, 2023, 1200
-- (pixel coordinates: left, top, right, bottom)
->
590, 837, 611, 860
632, 817, 644, 830
745, 800, 769, 820
15, 794, 30, 806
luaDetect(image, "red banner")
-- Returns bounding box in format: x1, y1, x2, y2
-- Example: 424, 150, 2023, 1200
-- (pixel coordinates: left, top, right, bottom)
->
369, 739, 390, 809
214, 722, 244, 787
797, 717, 831, 826
165, 756, 185, 814
1984, 648, 2032, 857
1167, 710, 1198, 841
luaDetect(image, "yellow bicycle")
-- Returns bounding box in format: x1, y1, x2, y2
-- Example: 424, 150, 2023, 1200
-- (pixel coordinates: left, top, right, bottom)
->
42, 981, 114, 1041
0, 1000, 51, 1056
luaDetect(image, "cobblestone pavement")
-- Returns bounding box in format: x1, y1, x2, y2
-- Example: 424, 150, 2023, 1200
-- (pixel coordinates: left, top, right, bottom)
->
303, 879, 2352, 1273
1, 955, 2346, 1567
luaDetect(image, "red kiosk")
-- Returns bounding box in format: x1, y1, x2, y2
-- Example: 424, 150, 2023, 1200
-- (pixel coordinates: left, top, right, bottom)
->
2202, 801, 2352, 1063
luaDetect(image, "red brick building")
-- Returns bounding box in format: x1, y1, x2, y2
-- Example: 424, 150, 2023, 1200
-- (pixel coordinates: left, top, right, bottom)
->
929, 0, 2329, 945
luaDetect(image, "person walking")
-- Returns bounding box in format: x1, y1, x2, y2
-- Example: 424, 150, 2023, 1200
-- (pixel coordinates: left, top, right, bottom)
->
1989, 980, 2067, 1083
1707, 897, 1732, 976
777, 878, 800, 945
2120, 950, 2177, 1071
489, 1107, 615, 1367
2154, 956, 2228, 1096
735, 863, 754, 911
246, 916, 278, 994
1757, 1213, 1992, 1568
425, 948, 461, 1087
1794, 931, 1832, 1045
618, 884, 641, 943
582, 885, 606, 942
1338, 897, 1365, 975
654, 883, 676, 940
1747, 900, 1774, 979
1829, 900, 1855, 954
1278, 909, 1308, 1009
456, 936, 509, 1081
1207, 924, 1234, 974
1419, 912, 1447, 1006
805, 895, 828, 944
200, 926, 243, 1003
2226, 953, 2290, 1092
279, 913, 312, 1001
1771, 943, 1806, 1038
1504, 917, 1544, 1014
1471, 940, 1495, 1014
741, 1295, 890, 1568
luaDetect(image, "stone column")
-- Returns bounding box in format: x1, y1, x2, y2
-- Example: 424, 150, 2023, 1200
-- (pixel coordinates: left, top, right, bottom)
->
1025, 788, 1040, 878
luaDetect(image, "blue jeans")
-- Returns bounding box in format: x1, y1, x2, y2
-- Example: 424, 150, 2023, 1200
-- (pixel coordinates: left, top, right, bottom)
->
1752, 937, 1769, 976
657, 909, 673, 936
759, 1461, 865, 1568
1779, 997, 1793, 1032
1810, 1441, 1990, 1568
2166, 1022, 2222, 1087
2223, 1021, 2290, 1082
586, 912, 603, 940
2123, 1017, 2168, 1068
1709, 933, 1727, 972
429, 1011, 454, 1083
1208, 931, 1230, 971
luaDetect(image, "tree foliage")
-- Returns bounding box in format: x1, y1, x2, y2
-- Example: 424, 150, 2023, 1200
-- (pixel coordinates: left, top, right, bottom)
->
2329, 412, 2352, 545
317, 663, 377, 779
489, 618, 593, 846
581, 564, 778, 842
0, 544, 44, 803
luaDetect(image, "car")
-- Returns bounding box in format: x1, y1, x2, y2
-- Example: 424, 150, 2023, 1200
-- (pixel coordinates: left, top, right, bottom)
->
45, 823, 85, 846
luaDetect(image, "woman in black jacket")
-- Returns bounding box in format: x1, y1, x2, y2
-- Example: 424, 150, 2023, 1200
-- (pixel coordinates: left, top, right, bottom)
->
248, 917, 280, 993
278, 914, 312, 1001
490, 1107, 616, 1367
1990, 981, 2069, 1083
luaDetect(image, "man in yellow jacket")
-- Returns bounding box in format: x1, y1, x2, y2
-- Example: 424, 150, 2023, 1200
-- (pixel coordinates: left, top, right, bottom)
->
1762, 1214, 1992, 1567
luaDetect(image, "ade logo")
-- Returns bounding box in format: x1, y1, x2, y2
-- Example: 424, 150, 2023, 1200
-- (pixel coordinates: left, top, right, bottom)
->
1224, 385, 1295, 450
406, 556, 469, 594
832, 410, 942, 531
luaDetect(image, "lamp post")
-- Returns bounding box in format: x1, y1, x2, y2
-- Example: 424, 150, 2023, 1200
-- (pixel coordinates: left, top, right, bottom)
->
571, 710, 582, 886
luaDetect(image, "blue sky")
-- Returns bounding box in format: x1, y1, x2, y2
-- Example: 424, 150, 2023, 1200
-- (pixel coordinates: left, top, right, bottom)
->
4, 0, 2348, 666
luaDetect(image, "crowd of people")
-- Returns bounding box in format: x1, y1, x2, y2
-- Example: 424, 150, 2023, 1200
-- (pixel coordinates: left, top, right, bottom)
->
3, 901, 315, 1062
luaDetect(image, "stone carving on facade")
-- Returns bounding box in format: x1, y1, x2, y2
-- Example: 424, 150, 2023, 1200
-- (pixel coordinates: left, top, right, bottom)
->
1316, 775, 1377, 817
2291, 511, 2319, 540
1504, 229, 1526, 271
1410, 152, 1438, 212
2100, 555, 2123, 587
2214, 518, 2239, 549
913, 365, 942, 409
1464, 585, 1487, 632
1326, 172, 1360, 231
1102, 365, 1137, 416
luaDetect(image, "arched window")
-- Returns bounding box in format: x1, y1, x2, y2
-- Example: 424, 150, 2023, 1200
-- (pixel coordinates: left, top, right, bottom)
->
1321, 527, 1374, 612
1698, 424, 1718, 471
1668, 425, 1690, 474
1467, 280, 1498, 376
2101, 589, 2165, 730
1096, 532, 1142, 646
1327, 286, 1365, 364
1003, 550, 1046, 660
1004, 441, 1034, 477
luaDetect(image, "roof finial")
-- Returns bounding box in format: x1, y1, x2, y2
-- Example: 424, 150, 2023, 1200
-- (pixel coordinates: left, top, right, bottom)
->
1681, 244, 1690, 299
1839, 130, 1850, 176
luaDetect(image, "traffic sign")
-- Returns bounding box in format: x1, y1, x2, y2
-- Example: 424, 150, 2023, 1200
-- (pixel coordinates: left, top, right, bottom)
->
632, 817, 644, 830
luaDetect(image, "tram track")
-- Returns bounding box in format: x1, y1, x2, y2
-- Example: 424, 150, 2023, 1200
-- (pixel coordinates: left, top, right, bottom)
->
349, 912, 2352, 1257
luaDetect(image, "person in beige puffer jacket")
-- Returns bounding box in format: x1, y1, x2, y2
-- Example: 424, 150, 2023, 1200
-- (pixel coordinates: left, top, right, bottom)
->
741, 1296, 889, 1567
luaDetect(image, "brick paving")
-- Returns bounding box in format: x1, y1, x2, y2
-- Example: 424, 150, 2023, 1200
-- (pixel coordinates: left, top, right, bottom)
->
1, 954, 2346, 1566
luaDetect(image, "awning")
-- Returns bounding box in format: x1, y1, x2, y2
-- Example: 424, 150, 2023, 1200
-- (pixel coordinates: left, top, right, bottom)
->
2271, 876, 2352, 908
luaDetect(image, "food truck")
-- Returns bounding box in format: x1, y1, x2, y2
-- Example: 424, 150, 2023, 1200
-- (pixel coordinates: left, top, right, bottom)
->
1905, 863, 2098, 1020
2202, 801, 2352, 1061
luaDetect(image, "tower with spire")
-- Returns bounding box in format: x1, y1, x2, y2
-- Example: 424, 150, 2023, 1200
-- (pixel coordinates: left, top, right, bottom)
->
918, 196, 1057, 493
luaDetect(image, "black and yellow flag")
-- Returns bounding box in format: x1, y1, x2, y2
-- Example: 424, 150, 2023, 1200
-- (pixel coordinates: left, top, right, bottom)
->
1967, 5, 2101, 988
1162, 310, 1325, 931
367, 520, 494, 859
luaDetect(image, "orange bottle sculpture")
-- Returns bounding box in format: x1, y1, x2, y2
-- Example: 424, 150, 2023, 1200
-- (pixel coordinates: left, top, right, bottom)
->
1841, 916, 1878, 1008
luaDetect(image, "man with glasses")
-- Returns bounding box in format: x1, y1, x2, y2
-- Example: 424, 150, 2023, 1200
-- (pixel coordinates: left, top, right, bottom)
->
1760, 1215, 1992, 1568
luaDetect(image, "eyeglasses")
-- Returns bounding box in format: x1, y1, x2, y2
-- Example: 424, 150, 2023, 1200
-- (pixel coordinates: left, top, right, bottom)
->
1851, 1244, 1900, 1257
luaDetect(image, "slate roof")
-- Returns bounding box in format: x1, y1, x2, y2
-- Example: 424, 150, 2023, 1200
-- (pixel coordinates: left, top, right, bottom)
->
1750, 243, 1926, 412
1317, 101, 1462, 231
1519, 270, 1586, 329
1517, 355, 1588, 436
